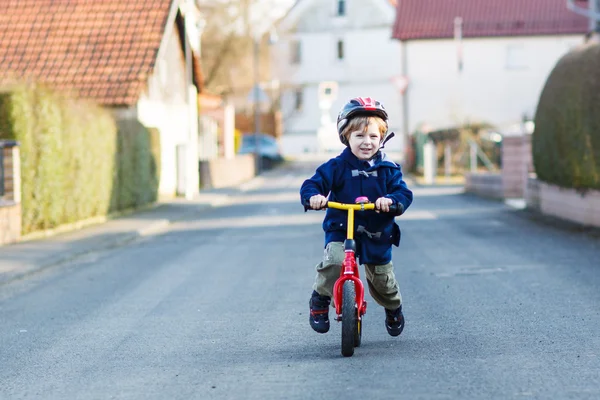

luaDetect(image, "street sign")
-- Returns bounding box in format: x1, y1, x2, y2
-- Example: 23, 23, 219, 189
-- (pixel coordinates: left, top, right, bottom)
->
391, 75, 409, 94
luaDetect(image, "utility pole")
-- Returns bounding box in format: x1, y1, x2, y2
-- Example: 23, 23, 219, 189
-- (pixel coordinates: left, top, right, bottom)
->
253, 34, 262, 173
243, 0, 262, 173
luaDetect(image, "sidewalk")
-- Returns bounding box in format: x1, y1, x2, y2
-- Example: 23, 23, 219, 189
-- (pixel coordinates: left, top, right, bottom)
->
0, 189, 240, 286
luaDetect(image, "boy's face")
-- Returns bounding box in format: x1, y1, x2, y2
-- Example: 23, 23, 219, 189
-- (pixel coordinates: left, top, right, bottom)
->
347, 120, 382, 160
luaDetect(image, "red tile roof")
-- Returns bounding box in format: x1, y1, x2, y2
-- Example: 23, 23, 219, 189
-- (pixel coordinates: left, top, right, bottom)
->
0, 0, 200, 106
392, 0, 589, 41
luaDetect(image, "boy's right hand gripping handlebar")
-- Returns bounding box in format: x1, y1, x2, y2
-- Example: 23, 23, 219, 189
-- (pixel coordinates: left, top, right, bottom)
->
303, 199, 401, 215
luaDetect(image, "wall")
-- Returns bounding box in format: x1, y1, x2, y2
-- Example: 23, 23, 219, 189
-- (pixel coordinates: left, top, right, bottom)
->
464, 172, 503, 199
539, 182, 600, 228
404, 35, 583, 133
526, 176, 541, 211
198, 155, 256, 189
137, 22, 197, 197
0, 142, 21, 245
501, 134, 533, 198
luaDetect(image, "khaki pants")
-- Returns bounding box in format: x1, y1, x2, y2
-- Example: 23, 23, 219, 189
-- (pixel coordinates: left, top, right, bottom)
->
313, 242, 402, 311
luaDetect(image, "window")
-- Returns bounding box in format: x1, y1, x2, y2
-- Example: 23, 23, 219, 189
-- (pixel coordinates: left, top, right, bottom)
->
294, 89, 303, 111
506, 44, 527, 70
337, 40, 344, 60
337, 0, 346, 16
290, 40, 301, 65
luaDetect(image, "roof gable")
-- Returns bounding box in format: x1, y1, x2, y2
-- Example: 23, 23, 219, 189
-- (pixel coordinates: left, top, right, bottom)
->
279, 0, 395, 32
0, 0, 199, 106
392, 0, 589, 41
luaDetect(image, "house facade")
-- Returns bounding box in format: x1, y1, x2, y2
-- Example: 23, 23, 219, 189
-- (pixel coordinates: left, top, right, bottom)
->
0, 0, 205, 199
392, 0, 589, 134
273, 0, 406, 155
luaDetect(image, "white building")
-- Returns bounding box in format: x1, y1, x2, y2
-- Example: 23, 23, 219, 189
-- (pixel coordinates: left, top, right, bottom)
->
273, 0, 405, 156
391, 0, 589, 135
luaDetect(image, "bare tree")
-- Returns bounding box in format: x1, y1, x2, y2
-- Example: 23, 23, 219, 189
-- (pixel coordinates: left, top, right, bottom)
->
200, 0, 286, 97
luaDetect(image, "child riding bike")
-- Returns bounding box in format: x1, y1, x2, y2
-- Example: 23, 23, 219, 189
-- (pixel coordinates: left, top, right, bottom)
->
300, 97, 413, 337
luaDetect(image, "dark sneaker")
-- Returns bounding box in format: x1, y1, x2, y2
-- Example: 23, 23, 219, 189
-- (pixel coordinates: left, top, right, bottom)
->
309, 290, 331, 333
385, 306, 405, 337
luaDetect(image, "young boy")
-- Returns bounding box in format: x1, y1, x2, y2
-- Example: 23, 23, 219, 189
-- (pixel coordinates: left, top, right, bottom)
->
300, 97, 413, 337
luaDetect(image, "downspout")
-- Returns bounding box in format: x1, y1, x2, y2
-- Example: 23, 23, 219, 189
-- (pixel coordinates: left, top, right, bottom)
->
181, 0, 199, 199
401, 40, 409, 157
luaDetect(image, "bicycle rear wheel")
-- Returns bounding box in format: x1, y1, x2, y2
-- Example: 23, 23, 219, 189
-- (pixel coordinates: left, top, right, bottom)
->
341, 280, 357, 357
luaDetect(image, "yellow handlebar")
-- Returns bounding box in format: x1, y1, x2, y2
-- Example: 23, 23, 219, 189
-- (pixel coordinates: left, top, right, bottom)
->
326, 201, 375, 240
326, 201, 375, 211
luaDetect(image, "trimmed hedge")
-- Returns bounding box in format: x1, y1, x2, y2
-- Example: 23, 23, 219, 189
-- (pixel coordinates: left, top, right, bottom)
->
112, 119, 160, 211
0, 84, 160, 235
533, 43, 600, 190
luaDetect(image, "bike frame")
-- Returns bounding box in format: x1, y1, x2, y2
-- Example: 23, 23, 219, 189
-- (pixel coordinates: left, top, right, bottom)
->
328, 199, 374, 321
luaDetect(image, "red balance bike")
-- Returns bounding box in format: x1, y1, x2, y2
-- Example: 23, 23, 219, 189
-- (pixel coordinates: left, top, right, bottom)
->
306, 196, 398, 357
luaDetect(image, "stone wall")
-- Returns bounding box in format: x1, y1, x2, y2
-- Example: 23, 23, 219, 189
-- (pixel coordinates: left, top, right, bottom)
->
199, 155, 256, 189
539, 182, 600, 228
464, 172, 503, 199
501, 135, 533, 198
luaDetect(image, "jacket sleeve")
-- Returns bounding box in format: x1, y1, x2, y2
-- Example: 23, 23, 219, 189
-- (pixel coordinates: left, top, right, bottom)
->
386, 166, 413, 215
299, 159, 338, 205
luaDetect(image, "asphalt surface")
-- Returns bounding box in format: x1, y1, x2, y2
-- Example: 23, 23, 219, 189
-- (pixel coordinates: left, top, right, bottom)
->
1, 159, 600, 400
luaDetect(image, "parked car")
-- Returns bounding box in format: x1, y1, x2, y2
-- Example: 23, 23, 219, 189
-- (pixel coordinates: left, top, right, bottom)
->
238, 133, 284, 168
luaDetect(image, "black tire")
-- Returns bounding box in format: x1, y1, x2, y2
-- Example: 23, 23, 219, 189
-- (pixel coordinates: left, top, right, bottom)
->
354, 314, 362, 348
341, 280, 357, 357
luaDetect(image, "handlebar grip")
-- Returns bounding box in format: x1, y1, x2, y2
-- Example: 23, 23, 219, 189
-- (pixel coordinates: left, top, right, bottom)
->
303, 199, 327, 211
303, 199, 310, 211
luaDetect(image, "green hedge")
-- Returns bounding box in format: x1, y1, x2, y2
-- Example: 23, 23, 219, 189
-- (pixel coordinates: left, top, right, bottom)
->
533, 43, 600, 190
0, 84, 160, 235
112, 119, 161, 211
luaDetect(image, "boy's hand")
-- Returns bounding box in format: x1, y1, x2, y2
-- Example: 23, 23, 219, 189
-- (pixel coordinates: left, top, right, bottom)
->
375, 197, 393, 213
309, 194, 328, 210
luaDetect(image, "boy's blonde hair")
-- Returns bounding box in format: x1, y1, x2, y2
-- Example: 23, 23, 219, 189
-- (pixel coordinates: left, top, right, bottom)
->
341, 116, 387, 143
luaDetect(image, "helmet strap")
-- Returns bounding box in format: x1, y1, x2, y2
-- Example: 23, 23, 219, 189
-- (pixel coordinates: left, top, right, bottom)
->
380, 131, 395, 150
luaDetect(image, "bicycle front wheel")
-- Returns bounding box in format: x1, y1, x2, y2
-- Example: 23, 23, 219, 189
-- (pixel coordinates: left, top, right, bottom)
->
341, 280, 357, 357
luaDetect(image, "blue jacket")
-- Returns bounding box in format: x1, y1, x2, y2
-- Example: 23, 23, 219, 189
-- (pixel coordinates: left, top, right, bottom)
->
300, 148, 413, 264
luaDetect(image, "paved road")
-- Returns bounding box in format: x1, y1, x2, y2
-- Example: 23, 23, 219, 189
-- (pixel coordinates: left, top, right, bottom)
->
1, 160, 600, 399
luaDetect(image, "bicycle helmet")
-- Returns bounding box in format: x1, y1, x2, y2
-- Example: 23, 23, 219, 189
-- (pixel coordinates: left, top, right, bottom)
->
336, 97, 388, 145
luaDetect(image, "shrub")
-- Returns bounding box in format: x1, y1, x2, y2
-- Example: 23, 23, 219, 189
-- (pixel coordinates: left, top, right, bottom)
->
0, 83, 160, 234
533, 43, 600, 190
